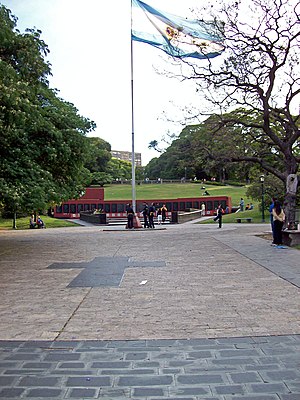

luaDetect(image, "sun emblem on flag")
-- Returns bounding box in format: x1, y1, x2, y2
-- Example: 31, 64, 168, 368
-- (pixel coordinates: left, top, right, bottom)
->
165, 25, 210, 51
166, 26, 180, 40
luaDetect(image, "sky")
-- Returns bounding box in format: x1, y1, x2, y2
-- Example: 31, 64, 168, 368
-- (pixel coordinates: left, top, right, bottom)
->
3, 0, 212, 165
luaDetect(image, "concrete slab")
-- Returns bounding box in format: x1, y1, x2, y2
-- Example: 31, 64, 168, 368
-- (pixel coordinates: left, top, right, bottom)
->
0, 223, 299, 341
0, 222, 299, 399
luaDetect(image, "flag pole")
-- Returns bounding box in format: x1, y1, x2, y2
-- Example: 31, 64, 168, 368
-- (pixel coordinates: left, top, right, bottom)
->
130, 0, 136, 213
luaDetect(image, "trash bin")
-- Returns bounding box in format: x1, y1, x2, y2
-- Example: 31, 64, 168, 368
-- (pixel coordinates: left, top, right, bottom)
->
171, 211, 178, 224
99, 213, 107, 224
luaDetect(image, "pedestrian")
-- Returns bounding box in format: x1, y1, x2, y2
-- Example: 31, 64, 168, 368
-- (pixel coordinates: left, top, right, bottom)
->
201, 202, 205, 216
142, 202, 149, 228
269, 197, 277, 243
126, 203, 134, 229
239, 198, 244, 211
161, 204, 167, 223
214, 204, 223, 228
272, 200, 285, 245
148, 203, 156, 228
157, 207, 162, 224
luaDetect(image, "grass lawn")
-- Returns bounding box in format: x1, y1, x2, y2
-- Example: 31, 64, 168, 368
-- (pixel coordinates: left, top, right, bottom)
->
105, 183, 268, 223
104, 183, 250, 207
0, 216, 79, 231
105, 183, 263, 219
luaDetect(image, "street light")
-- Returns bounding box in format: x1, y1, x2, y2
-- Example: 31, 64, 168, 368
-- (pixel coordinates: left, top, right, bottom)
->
260, 175, 265, 223
12, 190, 18, 230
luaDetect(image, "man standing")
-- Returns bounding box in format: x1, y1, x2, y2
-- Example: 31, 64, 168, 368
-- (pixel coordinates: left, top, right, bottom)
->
269, 197, 277, 243
142, 202, 149, 228
148, 203, 156, 228
239, 198, 245, 211
126, 204, 134, 229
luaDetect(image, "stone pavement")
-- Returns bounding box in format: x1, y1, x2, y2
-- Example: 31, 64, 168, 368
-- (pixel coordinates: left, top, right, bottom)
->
0, 222, 299, 399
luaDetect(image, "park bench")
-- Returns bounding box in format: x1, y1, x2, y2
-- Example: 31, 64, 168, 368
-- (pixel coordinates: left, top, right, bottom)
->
282, 229, 300, 247
235, 217, 252, 223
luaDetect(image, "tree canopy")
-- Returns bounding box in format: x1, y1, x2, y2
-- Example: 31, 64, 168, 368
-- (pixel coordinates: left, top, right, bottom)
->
0, 5, 96, 214
194, 0, 299, 225
146, 112, 260, 183
84, 137, 111, 173
151, 0, 299, 226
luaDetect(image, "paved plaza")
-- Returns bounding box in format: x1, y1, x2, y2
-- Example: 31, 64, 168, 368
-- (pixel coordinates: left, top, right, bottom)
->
0, 221, 299, 399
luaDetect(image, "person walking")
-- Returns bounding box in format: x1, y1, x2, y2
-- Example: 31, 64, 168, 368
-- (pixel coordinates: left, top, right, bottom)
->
272, 200, 285, 245
214, 204, 224, 228
126, 203, 134, 229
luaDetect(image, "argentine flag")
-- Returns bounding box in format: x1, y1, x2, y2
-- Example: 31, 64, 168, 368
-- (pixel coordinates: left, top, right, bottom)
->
132, 0, 225, 60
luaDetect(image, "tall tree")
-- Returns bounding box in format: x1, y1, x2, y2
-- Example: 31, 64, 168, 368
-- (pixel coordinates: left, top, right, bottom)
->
146, 136, 192, 180
84, 137, 112, 186
106, 158, 132, 181
0, 5, 95, 218
84, 137, 111, 174
146, 116, 252, 182
176, 0, 300, 226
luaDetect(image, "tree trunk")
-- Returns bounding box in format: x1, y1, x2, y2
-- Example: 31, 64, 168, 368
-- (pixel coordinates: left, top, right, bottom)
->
283, 174, 298, 230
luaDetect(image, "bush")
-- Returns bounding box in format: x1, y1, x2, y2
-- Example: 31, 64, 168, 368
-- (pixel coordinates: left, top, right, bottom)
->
224, 180, 245, 187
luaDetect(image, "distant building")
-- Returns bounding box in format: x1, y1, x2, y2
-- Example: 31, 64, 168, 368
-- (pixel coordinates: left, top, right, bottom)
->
111, 150, 142, 166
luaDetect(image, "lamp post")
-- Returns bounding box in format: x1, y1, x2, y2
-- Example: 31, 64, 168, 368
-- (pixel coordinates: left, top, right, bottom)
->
260, 175, 265, 223
12, 190, 19, 230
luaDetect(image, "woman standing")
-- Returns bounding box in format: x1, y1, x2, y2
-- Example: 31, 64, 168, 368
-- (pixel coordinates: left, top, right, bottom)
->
161, 204, 167, 223
272, 200, 285, 245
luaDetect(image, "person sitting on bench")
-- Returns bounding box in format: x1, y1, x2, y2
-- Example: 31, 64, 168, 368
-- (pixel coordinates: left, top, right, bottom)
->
29, 215, 36, 229
36, 215, 45, 228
